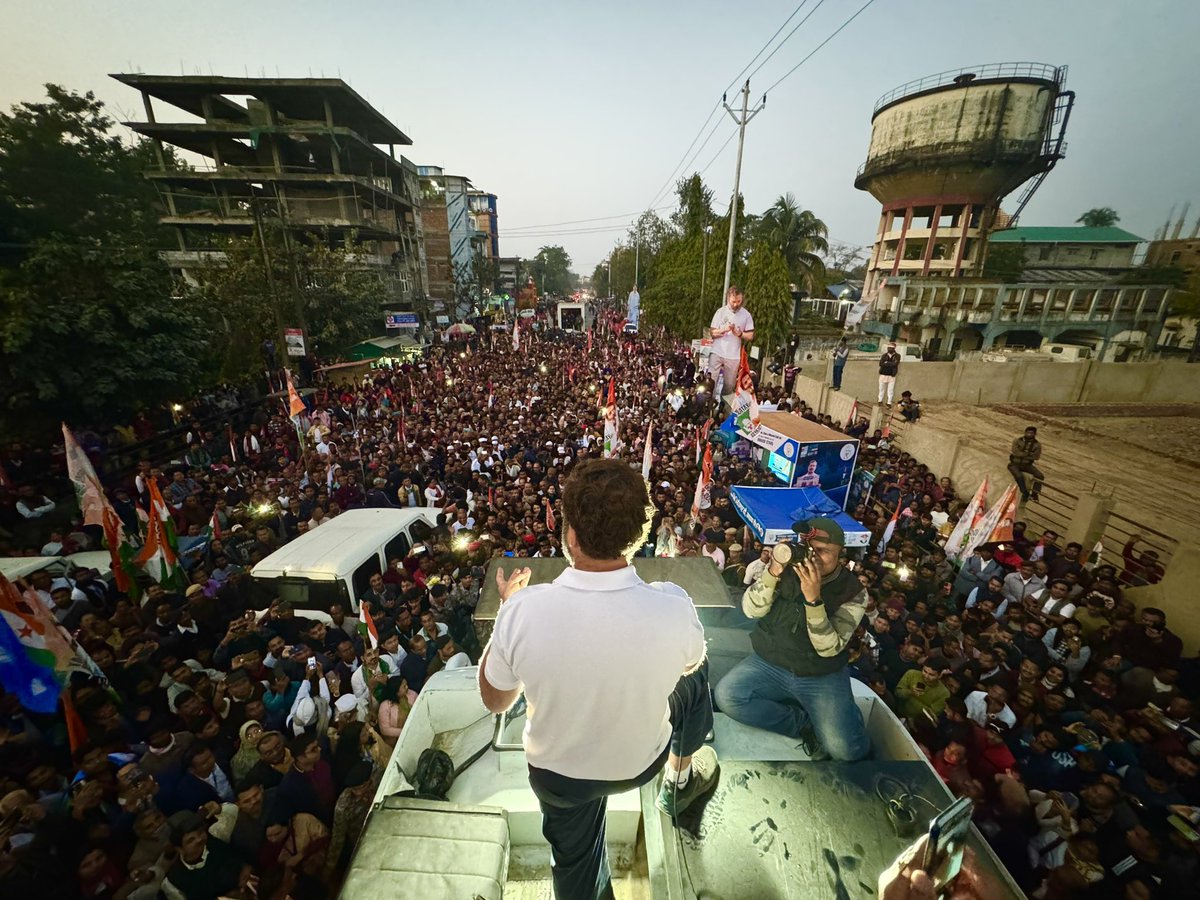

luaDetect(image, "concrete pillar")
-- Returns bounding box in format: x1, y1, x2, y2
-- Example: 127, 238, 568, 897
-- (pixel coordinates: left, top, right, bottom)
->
1124, 543, 1200, 655
1065, 492, 1114, 550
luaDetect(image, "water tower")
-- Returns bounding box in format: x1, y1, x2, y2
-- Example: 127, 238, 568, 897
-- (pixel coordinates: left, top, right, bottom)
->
855, 63, 1073, 297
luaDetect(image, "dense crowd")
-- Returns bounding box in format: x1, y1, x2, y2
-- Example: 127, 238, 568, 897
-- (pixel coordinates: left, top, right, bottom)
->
0, 304, 1195, 899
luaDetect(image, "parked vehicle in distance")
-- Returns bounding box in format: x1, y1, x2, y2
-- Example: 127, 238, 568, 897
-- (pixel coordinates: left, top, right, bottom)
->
846, 340, 922, 361
1038, 342, 1093, 361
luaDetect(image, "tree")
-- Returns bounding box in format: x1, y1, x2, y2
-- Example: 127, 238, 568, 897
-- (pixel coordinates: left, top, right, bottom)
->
0, 85, 208, 430
671, 173, 715, 238
1076, 207, 1120, 228
0, 238, 211, 428
755, 193, 829, 292
983, 243, 1026, 282
531, 245, 573, 295
743, 242, 794, 364
590, 261, 609, 298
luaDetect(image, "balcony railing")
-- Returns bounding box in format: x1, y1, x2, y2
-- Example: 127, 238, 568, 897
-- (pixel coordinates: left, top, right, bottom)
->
871, 62, 1067, 114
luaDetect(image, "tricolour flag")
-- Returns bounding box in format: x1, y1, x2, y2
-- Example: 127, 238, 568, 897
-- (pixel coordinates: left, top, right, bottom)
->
602, 377, 619, 459
286, 369, 306, 421
0, 575, 103, 713
877, 501, 902, 553
642, 422, 653, 481
207, 507, 223, 541
690, 443, 714, 523
944, 477, 988, 562
358, 604, 380, 650
730, 347, 761, 426
961, 484, 1019, 561
847, 399, 859, 428
134, 503, 183, 587
63, 424, 133, 592
586, 329, 593, 357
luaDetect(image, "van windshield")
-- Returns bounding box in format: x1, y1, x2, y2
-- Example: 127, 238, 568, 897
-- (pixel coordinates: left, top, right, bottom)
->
252, 576, 349, 613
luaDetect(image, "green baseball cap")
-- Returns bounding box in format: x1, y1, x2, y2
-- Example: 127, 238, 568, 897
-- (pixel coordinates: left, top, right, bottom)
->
793, 516, 845, 547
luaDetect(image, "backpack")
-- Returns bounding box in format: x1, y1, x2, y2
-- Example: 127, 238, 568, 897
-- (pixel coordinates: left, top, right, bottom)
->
411, 748, 456, 801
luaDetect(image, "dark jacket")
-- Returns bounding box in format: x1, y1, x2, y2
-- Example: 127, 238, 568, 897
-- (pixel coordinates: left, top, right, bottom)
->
749, 566, 864, 677
878, 351, 900, 376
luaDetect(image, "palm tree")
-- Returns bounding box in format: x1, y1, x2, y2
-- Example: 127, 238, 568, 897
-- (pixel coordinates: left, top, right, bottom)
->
757, 193, 830, 291
1076, 207, 1120, 228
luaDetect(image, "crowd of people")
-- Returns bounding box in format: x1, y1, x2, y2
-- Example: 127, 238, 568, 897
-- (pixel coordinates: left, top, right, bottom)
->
0, 295, 1194, 900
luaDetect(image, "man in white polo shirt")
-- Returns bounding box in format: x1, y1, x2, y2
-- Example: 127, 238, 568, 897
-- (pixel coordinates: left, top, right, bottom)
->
480, 459, 717, 900
708, 285, 755, 401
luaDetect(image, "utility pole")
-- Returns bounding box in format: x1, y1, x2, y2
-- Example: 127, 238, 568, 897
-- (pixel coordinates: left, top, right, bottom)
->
720, 80, 765, 303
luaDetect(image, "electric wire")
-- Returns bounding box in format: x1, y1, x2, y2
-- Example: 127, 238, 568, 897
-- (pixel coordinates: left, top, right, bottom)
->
761, 0, 882, 96
746, 0, 829, 82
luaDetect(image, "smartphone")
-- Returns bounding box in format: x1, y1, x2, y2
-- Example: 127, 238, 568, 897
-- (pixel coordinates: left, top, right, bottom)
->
922, 795, 973, 896
306, 657, 317, 671
1167, 814, 1200, 843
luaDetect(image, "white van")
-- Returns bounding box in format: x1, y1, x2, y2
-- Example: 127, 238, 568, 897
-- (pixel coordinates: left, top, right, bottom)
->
1039, 342, 1093, 362
0, 551, 114, 585
250, 507, 440, 617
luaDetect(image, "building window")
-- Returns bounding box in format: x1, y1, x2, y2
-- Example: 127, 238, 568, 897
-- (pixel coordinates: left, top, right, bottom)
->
1038, 246, 1052, 261
1089, 249, 1101, 261
1171, 251, 1182, 264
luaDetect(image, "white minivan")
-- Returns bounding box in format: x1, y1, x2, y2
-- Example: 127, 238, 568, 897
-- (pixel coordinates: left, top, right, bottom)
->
250, 507, 440, 617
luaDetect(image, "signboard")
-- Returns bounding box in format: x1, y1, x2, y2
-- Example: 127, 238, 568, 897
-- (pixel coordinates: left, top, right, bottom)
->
435, 315, 450, 325
385, 312, 419, 329
284, 328, 306, 357
766, 445, 796, 483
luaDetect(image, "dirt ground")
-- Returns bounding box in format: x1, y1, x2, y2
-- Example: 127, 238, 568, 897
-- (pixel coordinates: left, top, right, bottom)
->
915, 404, 1200, 542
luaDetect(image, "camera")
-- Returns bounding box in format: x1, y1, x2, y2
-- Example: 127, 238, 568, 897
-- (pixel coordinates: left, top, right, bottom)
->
770, 519, 818, 568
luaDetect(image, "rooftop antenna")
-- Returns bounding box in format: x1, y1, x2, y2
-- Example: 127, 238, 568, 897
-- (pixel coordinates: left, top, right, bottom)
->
1172, 202, 1190, 240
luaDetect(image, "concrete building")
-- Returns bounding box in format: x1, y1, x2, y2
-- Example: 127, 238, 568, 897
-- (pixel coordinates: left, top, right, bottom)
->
112, 73, 427, 305
469, 191, 499, 261
988, 225, 1145, 280
1144, 210, 1200, 354
865, 277, 1171, 360
855, 63, 1074, 297
497, 257, 521, 296
418, 166, 488, 317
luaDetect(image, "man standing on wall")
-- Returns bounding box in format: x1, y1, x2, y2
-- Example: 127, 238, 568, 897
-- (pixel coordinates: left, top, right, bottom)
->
831, 338, 849, 391
1007, 426, 1045, 502
877, 342, 900, 406
709, 286, 755, 404
479, 460, 717, 900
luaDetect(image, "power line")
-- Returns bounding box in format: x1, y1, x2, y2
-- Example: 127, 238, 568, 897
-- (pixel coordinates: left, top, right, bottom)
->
643, 0, 821, 213
762, 0, 881, 95
503, 205, 672, 233
747, 0, 828, 81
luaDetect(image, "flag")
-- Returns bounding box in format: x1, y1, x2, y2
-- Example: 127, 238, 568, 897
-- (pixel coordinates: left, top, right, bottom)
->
358, 604, 380, 650
0, 575, 102, 713
1088, 541, 1103, 566
512, 318, 520, 351
730, 348, 760, 427
587, 329, 593, 357
877, 502, 902, 553
145, 478, 180, 560
944, 478, 988, 562
133, 503, 183, 587
63, 424, 133, 592
487, 380, 494, 409
545, 499, 557, 533
641, 422, 653, 481
690, 444, 714, 523
207, 507, 223, 541
961, 484, 1019, 561
695, 420, 712, 465
285, 368, 306, 421
227, 424, 238, 462
847, 399, 859, 428
602, 377, 619, 458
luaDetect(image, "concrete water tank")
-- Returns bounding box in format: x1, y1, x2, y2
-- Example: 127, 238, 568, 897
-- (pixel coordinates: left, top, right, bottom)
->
855, 63, 1072, 295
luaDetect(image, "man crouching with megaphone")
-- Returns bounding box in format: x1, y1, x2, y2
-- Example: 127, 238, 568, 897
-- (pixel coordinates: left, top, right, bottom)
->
479, 459, 717, 900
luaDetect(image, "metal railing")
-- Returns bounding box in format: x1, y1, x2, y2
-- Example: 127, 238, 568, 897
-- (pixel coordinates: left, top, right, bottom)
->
872, 62, 1066, 114
1099, 510, 1179, 587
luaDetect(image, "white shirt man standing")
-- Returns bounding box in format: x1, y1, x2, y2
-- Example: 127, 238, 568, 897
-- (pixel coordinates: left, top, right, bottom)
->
480, 459, 717, 900
708, 286, 755, 400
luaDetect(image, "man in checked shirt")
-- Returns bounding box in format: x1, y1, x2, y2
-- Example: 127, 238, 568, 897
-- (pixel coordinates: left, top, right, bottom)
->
715, 517, 871, 761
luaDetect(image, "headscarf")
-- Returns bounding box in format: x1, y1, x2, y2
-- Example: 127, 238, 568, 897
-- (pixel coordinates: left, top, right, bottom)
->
230, 720, 264, 783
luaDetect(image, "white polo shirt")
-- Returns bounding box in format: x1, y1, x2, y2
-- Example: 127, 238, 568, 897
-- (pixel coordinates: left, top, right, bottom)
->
485, 566, 706, 781
710, 304, 754, 360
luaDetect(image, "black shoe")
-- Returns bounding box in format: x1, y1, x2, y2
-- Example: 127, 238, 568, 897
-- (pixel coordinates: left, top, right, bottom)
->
799, 726, 831, 761
1029, 492, 1040, 502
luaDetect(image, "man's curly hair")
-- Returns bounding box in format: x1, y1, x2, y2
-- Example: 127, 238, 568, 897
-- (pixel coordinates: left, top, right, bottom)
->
561, 458, 653, 561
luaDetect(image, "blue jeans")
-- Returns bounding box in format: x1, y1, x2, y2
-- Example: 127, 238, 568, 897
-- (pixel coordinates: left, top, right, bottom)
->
714, 652, 870, 761
832, 362, 845, 390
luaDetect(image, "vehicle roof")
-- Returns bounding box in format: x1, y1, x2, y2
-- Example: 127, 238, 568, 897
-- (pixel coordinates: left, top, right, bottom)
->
251, 508, 433, 581
0, 557, 63, 580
